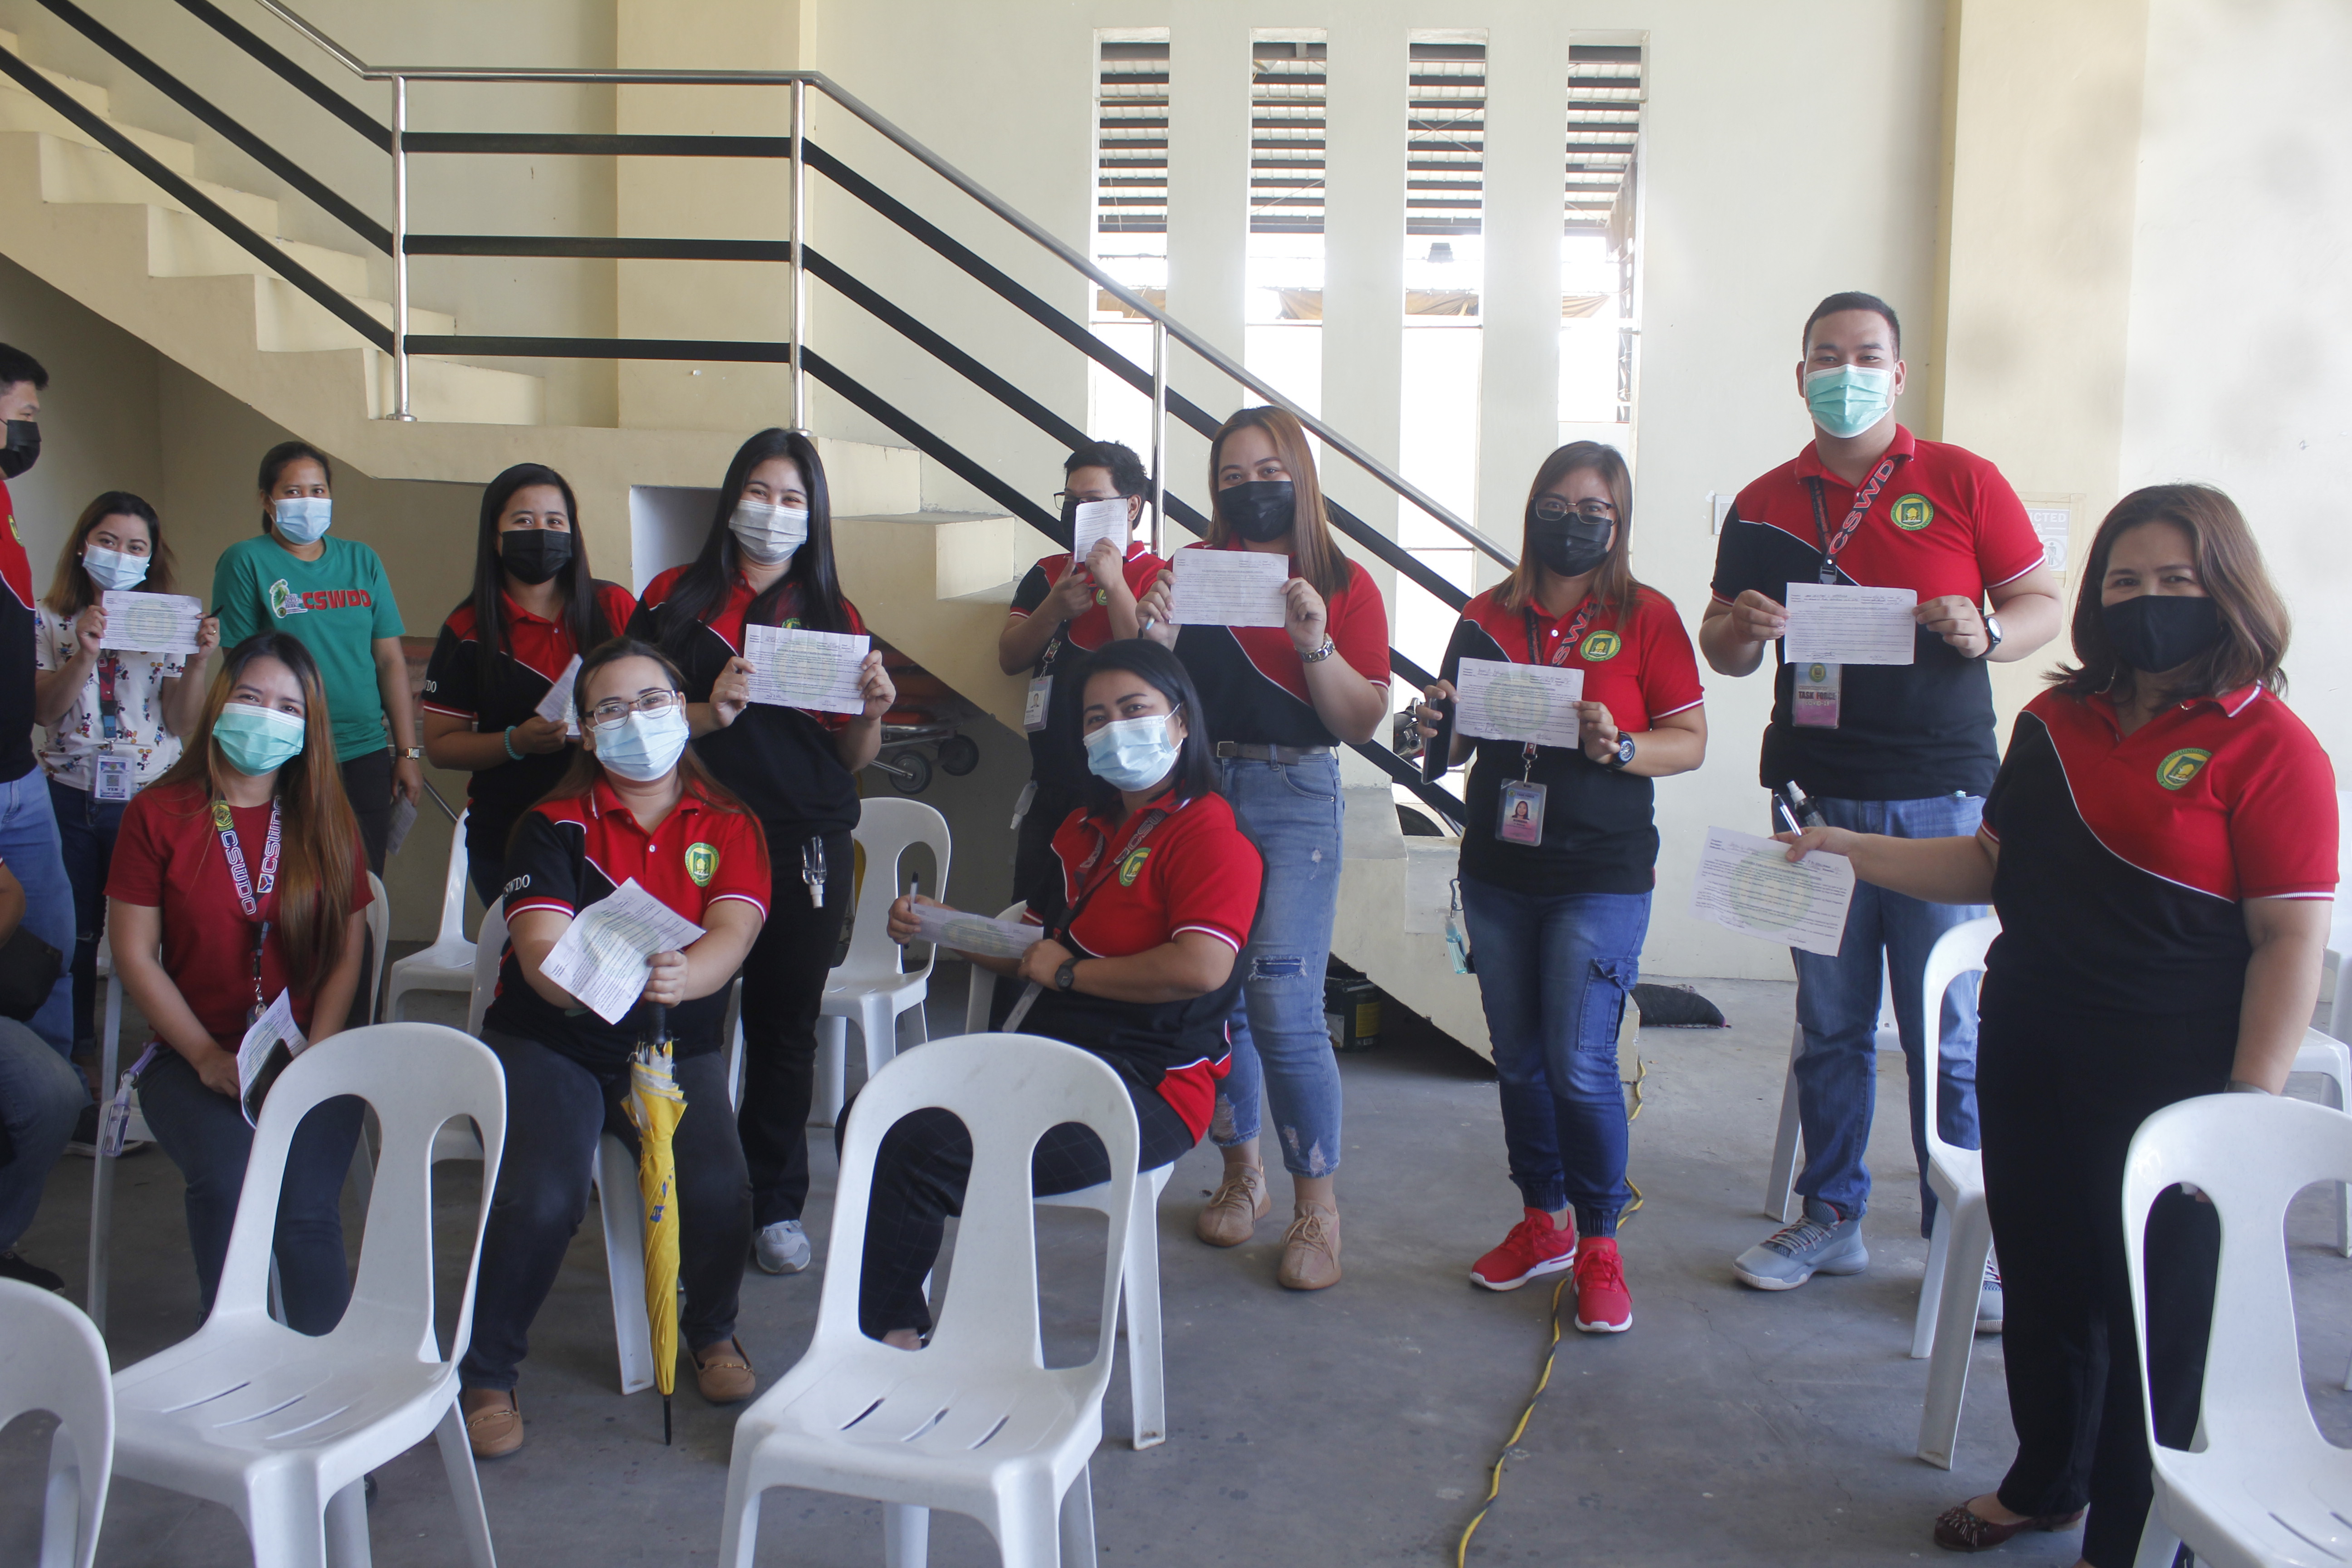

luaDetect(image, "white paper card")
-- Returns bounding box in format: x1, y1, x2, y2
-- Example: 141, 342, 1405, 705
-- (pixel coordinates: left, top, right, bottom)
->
101, 591, 202, 654
534, 653, 583, 737
1071, 499, 1127, 564
385, 793, 418, 858
1451, 657, 1587, 748
1783, 583, 1917, 666
1688, 827, 1855, 957
1169, 550, 1289, 628
539, 878, 706, 1025
742, 626, 871, 715
236, 989, 307, 1127
908, 902, 1038, 960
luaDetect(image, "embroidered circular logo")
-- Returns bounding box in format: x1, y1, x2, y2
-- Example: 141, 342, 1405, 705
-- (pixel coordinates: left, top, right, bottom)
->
211, 799, 234, 831
684, 842, 718, 886
2156, 748, 2211, 791
1117, 845, 1152, 887
1093, 587, 1108, 606
1580, 630, 1622, 661
1889, 494, 1936, 531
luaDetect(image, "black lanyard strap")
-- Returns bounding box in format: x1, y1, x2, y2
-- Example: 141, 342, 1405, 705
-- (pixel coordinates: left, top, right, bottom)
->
1804, 452, 1902, 585
1523, 599, 1600, 667
1056, 807, 1169, 946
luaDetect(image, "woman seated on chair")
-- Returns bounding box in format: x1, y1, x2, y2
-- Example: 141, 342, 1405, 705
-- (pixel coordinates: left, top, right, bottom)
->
458, 637, 769, 1459
875, 639, 1263, 1347
106, 632, 373, 1334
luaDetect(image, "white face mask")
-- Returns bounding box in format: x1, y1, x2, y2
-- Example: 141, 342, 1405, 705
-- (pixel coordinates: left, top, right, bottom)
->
729, 498, 809, 566
82, 544, 149, 592
273, 495, 333, 544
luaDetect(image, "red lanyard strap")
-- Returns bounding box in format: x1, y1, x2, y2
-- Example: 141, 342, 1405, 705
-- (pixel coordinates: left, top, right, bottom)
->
1805, 453, 1901, 585
211, 797, 282, 920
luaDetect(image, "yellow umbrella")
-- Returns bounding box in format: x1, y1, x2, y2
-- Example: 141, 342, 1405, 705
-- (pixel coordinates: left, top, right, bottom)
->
622, 1017, 687, 1444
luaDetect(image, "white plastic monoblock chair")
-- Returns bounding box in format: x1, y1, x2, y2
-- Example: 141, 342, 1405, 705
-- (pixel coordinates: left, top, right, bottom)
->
1763, 966, 1903, 1222
384, 808, 479, 1021
1910, 916, 2000, 1470
0, 1279, 114, 1568
2325, 788, 2352, 1045
108, 1024, 504, 1568
718, 1033, 1137, 1568
85, 930, 151, 1333
2122, 1093, 2352, 1568
811, 798, 952, 1127
965, 911, 1172, 1450
363, 871, 389, 1024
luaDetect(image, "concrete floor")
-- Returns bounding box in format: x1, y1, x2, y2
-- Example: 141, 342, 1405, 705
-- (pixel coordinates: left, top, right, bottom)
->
5, 961, 2350, 1566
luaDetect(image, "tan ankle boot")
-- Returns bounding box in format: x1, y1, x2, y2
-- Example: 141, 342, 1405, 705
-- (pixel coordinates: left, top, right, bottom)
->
1277, 1201, 1342, 1290
1196, 1163, 1271, 1246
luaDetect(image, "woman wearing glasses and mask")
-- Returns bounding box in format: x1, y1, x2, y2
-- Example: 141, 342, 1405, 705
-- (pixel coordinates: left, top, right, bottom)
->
1415, 443, 1705, 1333
458, 638, 769, 1457
630, 428, 894, 1279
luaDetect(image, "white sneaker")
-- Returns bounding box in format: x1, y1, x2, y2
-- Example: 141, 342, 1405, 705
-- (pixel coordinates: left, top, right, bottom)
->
752, 1219, 811, 1275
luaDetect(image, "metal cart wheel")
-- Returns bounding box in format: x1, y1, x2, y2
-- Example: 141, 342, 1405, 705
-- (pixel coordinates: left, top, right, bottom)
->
886, 750, 934, 794
936, 733, 980, 776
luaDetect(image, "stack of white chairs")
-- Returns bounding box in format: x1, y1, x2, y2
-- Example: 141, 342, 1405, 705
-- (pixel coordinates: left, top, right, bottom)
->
811, 798, 951, 1126
0, 1279, 113, 1568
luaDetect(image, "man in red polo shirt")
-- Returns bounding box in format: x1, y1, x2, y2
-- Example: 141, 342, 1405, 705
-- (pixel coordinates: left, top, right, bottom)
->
1701, 292, 2061, 1308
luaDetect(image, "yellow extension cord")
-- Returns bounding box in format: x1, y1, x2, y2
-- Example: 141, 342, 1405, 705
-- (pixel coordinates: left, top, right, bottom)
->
1453, 1053, 1648, 1568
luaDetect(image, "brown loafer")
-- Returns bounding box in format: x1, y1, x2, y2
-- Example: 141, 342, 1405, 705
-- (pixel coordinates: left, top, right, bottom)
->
461, 1389, 523, 1459
1276, 1202, 1343, 1290
1196, 1165, 1271, 1247
692, 1336, 757, 1405
1932, 1500, 2085, 1551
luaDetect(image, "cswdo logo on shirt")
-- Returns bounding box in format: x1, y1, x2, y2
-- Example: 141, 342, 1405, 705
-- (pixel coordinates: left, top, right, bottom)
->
2156, 748, 2211, 791
1889, 495, 1936, 531
1580, 630, 1622, 661
267, 579, 308, 618
685, 842, 717, 887
1118, 846, 1152, 886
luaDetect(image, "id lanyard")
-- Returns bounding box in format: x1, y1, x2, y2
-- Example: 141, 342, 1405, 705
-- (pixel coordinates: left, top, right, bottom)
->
1793, 453, 1902, 731
213, 797, 282, 1023
1494, 600, 1597, 848
1002, 806, 1168, 1030
1023, 622, 1066, 734
92, 654, 132, 802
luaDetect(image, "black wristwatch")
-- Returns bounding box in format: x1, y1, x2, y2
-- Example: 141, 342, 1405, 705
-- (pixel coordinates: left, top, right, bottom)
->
1978, 613, 2004, 659
1054, 958, 1080, 993
1602, 733, 1636, 770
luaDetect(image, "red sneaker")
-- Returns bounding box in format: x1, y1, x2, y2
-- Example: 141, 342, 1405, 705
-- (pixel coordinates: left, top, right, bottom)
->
1572, 1236, 1632, 1333
1470, 1208, 1577, 1291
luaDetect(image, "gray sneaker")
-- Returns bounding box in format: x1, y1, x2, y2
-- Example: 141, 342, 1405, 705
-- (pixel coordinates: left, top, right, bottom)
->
1733, 1198, 1868, 1290
1975, 1254, 2004, 1333
752, 1219, 812, 1275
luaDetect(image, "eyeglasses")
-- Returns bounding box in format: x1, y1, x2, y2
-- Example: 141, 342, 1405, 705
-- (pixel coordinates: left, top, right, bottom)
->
1531, 497, 1617, 524
586, 689, 682, 728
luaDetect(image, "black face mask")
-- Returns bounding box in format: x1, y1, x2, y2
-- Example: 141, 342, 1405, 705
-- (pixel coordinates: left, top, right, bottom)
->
0, 420, 38, 479
2102, 594, 2221, 674
1220, 479, 1295, 544
499, 528, 574, 586
1529, 510, 1613, 578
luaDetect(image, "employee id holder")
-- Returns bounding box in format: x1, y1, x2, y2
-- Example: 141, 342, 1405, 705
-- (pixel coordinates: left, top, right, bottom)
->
93, 750, 132, 802
1022, 675, 1053, 732
1792, 660, 1841, 728
1496, 743, 1545, 845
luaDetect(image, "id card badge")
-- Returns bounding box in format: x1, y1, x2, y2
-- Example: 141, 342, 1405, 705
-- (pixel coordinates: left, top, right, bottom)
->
1496, 780, 1547, 845
93, 752, 132, 802
1792, 660, 1842, 729
1022, 675, 1053, 733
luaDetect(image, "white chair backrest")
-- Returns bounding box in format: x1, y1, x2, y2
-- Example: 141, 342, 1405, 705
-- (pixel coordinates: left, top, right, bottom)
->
816, 1033, 1136, 1379
0, 1279, 112, 1568
1921, 916, 1999, 1167
960, 902, 1031, 1034
845, 797, 952, 982
2121, 1093, 2352, 1458
466, 898, 507, 1036
365, 871, 390, 1021
211, 1023, 506, 1363
436, 808, 470, 946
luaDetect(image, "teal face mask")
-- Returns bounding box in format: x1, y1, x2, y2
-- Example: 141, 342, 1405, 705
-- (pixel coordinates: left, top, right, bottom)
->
214, 701, 307, 776
1084, 714, 1181, 793
1803, 364, 1895, 440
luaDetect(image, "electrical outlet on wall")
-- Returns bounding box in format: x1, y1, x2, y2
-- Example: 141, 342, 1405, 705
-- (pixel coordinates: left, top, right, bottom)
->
1708, 492, 1735, 535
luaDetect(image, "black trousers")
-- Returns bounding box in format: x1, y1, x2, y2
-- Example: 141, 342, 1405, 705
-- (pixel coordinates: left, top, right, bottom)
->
738, 826, 852, 1229
845, 1081, 1198, 1340
1979, 978, 2228, 1568
340, 749, 394, 1031
461, 1028, 750, 1391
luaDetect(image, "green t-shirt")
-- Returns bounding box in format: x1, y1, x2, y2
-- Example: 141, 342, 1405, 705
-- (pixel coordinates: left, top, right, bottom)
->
211, 532, 405, 763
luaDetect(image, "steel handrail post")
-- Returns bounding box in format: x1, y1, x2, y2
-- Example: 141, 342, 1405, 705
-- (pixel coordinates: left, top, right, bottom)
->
388, 74, 413, 419
789, 78, 808, 431
1150, 319, 1167, 557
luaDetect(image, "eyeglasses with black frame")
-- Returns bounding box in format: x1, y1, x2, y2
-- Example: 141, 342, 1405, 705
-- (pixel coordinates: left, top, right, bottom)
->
1530, 496, 1618, 524
586, 688, 682, 729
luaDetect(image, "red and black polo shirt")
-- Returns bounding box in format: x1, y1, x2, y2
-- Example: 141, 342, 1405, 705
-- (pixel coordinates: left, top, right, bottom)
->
628, 570, 867, 842
487, 776, 771, 1073
0, 477, 35, 783
1168, 542, 1391, 749
1009, 541, 1167, 792
1017, 787, 1263, 1139
1439, 584, 1704, 896
1982, 685, 2337, 1016
421, 582, 636, 860
1712, 425, 2043, 800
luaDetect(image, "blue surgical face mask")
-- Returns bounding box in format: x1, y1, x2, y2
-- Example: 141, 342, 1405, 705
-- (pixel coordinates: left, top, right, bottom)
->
1084, 713, 1181, 793
272, 496, 333, 544
214, 701, 307, 776
82, 544, 148, 592
593, 705, 691, 783
1803, 364, 1895, 440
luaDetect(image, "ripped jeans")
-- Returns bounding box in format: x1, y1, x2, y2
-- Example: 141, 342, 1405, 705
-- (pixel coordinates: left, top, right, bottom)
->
1458, 879, 1648, 1238
1210, 754, 1345, 1181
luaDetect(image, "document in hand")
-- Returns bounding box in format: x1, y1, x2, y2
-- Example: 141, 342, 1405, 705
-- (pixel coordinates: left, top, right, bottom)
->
1071, 499, 1128, 564
906, 901, 1038, 960
539, 878, 707, 1024
743, 626, 871, 715
237, 989, 308, 1127
1688, 827, 1855, 957
534, 652, 583, 738
1452, 657, 1586, 749
101, 591, 204, 655
1169, 549, 1289, 628
1782, 583, 1917, 666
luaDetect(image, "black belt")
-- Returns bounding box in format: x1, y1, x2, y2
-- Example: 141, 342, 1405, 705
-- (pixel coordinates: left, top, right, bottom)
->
1214, 742, 1331, 764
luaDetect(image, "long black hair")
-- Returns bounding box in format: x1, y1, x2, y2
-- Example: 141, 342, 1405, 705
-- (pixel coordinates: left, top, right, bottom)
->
652, 428, 850, 663
467, 462, 615, 692
1071, 639, 1219, 818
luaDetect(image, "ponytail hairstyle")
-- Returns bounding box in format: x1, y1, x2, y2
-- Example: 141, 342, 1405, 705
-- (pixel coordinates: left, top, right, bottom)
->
528, 636, 751, 817
1070, 638, 1219, 821
149, 633, 360, 995
1496, 442, 1646, 618
45, 491, 174, 617
468, 462, 612, 692
256, 440, 333, 535
652, 428, 849, 666
1204, 406, 1355, 599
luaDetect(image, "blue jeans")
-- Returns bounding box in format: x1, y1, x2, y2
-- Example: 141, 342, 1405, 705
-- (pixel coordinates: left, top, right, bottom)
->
0, 1015, 83, 1249
138, 1049, 363, 1333
49, 779, 128, 1052
0, 770, 75, 1054
1460, 882, 1647, 1238
1210, 755, 1345, 1179
1789, 793, 1985, 1231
